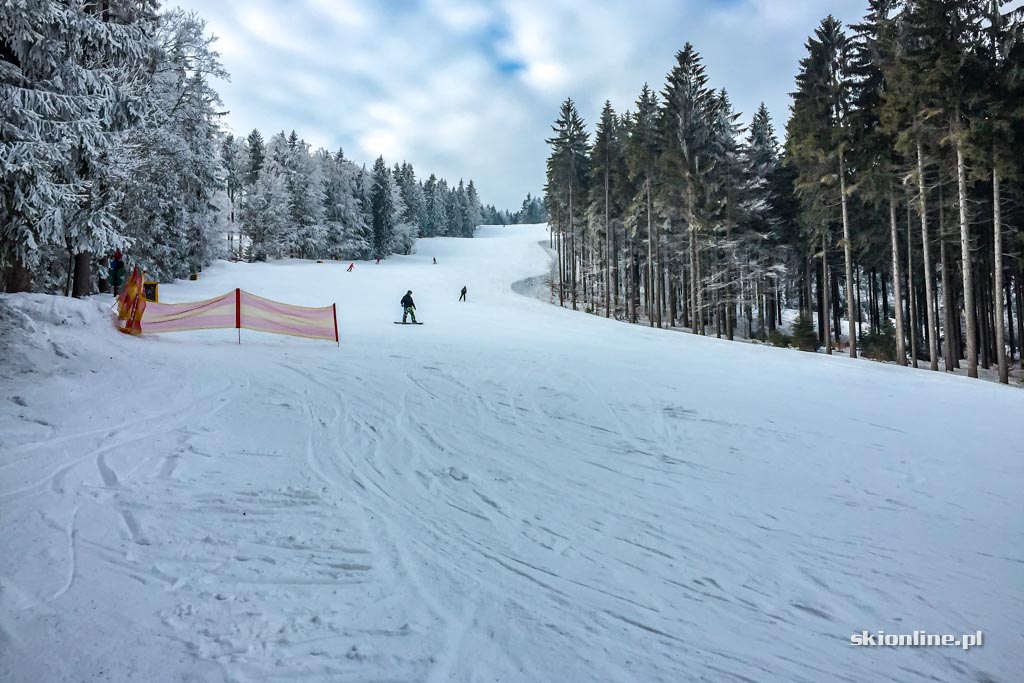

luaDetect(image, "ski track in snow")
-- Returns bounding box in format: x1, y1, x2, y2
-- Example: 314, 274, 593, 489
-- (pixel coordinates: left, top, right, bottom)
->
1, 224, 1023, 682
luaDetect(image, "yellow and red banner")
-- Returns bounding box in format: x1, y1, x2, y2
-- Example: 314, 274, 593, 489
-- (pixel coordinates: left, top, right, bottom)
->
117, 284, 338, 343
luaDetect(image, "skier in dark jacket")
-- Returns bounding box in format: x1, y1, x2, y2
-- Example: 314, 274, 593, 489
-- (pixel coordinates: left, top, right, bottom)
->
459, 286, 467, 302
109, 250, 125, 296
401, 290, 417, 323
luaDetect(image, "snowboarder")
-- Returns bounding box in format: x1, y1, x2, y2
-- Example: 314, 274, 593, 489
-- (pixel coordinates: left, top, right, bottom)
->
401, 290, 417, 323
459, 286, 467, 302
347, 263, 354, 272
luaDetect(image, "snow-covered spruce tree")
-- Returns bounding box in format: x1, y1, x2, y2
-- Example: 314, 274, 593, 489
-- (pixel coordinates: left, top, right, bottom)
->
661, 45, 719, 334
427, 177, 449, 237
589, 101, 627, 318
743, 103, 786, 339
1, 0, 158, 293
788, 19, 847, 353
370, 156, 395, 258
465, 180, 483, 237
241, 135, 290, 261
545, 97, 590, 310
246, 129, 265, 186
444, 181, 462, 237
221, 134, 248, 256
521, 194, 548, 223
422, 174, 439, 236
387, 171, 415, 255
454, 180, 470, 237
118, 9, 227, 282
280, 134, 326, 259
321, 148, 371, 259
704, 89, 750, 341
850, 0, 908, 366
394, 162, 426, 236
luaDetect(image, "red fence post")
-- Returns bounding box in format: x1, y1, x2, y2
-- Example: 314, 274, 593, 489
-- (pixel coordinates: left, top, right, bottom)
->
333, 303, 339, 346
236, 288, 241, 344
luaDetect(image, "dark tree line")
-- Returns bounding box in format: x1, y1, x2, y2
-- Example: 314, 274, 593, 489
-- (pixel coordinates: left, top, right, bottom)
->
545, 1, 1024, 383
481, 193, 547, 225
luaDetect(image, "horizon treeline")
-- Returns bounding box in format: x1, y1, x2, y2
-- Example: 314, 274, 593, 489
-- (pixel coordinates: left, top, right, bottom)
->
545, 0, 1024, 383
223, 129, 485, 267
1, 2, 535, 295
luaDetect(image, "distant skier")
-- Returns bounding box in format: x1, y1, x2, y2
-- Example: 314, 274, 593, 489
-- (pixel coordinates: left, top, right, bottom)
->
459, 286, 467, 302
401, 290, 417, 323
376, 257, 381, 265
347, 263, 354, 272
433, 257, 437, 265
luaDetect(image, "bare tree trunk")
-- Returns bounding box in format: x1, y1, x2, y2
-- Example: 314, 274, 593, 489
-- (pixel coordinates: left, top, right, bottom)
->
695, 233, 704, 335
906, 200, 918, 368
669, 265, 677, 328
757, 274, 765, 341
1016, 268, 1024, 369
916, 142, 939, 371
1005, 275, 1015, 369
956, 140, 977, 377
823, 232, 832, 355
832, 268, 842, 345
72, 252, 92, 298
612, 220, 619, 313
978, 268, 990, 369
689, 202, 699, 335
630, 239, 640, 324
816, 257, 825, 344
570, 231, 577, 311
604, 165, 611, 318
681, 260, 689, 327
556, 214, 564, 307
938, 179, 954, 371
568, 177, 577, 311
659, 256, 667, 328
940, 237, 955, 372
3, 259, 33, 293
993, 166, 1008, 384
839, 151, 856, 357
868, 269, 876, 329
646, 178, 656, 327
882, 272, 889, 323
806, 257, 814, 320
856, 266, 862, 339
65, 250, 75, 297
625, 235, 633, 322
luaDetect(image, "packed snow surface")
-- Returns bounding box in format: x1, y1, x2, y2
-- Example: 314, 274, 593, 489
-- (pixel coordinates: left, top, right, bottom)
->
1, 225, 1021, 682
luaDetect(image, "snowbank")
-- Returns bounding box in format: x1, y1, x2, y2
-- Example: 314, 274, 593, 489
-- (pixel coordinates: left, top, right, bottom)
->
1, 225, 1021, 682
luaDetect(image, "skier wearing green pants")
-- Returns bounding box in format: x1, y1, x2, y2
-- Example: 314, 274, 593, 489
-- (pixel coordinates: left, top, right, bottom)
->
400, 290, 417, 323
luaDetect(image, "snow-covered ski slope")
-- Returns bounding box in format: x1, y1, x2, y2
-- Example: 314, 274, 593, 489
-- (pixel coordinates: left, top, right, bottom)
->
1, 224, 1022, 683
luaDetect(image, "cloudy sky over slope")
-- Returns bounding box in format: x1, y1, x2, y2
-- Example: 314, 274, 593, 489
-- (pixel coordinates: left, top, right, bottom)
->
169, 0, 867, 210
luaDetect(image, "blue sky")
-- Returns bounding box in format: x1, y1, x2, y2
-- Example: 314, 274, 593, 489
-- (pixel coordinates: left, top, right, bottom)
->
169, 0, 868, 210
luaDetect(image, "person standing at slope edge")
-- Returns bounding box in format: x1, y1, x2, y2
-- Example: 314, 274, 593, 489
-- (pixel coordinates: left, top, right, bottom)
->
401, 290, 417, 323
459, 286, 467, 302
109, 250, 125, 296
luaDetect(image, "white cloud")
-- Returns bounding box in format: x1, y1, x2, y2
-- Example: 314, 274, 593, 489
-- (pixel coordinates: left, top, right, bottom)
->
428, 0, 495, 32
167, 0, 870, 209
